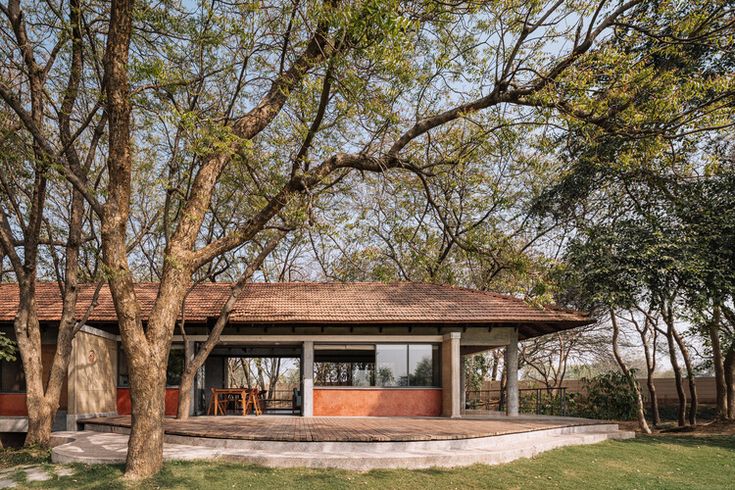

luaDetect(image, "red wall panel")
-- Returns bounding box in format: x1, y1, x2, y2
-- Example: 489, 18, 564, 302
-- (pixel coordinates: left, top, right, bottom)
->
116, 387, 180, 416
0, 394, 27, 416
314, 388, 442, 417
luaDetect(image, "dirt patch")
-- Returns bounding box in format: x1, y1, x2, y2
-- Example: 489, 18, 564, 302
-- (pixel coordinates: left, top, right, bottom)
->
617, 419, 735, 437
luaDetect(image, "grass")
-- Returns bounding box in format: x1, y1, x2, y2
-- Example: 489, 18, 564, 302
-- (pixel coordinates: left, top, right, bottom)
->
2, 434, 734, 489
0, 446, 50, 470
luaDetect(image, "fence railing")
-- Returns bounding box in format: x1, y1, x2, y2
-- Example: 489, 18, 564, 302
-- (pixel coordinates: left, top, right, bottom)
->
465, 387, 568, 416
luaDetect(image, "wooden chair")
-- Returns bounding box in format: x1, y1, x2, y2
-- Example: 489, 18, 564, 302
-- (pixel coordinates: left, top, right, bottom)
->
245, 388, 263, 416
207, 388, 220, 415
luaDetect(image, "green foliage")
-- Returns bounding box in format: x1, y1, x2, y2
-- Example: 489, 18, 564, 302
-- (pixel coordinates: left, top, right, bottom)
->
572, 371, 639, 421
0, 332, 16, 363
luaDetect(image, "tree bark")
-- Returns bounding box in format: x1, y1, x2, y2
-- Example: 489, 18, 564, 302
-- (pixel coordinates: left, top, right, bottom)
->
0, 0, 93, 447
100, 0, 167, 479
610, 310, 651, 434
661, 304, 687, 427
708, 304, 727, 419
635, 310, 660, 426
14, 283, 47, 445
724, 343, 735, 421
671, 328, 697, 427
647, 324, 660, 426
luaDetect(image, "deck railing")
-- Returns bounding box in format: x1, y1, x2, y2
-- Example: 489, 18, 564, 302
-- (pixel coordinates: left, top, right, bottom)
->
465, 387, 568, 416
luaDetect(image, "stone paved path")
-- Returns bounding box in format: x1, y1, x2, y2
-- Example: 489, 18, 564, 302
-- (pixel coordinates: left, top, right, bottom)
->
0, 465, 74, 488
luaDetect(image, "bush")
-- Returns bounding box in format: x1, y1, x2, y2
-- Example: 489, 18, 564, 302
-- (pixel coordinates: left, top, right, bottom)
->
571, 370, 638, 420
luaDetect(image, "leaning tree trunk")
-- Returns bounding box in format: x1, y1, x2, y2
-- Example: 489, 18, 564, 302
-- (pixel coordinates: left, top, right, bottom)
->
177, 234, 282, 419
611, 310, 651, 434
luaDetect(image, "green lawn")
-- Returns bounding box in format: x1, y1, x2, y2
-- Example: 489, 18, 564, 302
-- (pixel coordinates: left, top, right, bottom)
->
2, 434, 734, 489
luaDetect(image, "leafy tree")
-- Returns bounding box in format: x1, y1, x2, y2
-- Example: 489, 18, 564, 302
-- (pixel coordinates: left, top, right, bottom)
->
2, 0, 733, 478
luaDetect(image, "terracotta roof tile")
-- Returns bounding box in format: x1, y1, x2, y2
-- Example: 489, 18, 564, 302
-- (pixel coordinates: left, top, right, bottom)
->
0, 282, 591, 328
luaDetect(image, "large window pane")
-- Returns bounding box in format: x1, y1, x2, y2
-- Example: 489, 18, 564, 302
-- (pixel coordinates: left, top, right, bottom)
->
376, 344, 408, 387
166, 348, 184, 386
118, 347, 185, 387
314, 345, 375, 386
0, 358, 25, 392
408, 344, 435, 386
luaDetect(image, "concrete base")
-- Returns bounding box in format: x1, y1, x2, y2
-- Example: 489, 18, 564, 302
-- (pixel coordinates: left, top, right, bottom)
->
0, 411, 67, 432
51, 424, 634, 470
65, 411, 117, 432
0, 416, 28, 432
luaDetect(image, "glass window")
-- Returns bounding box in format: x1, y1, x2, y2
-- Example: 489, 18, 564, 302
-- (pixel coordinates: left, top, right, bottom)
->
314, 345, 375, 386
118, 346, 185, 387
166, 348, 184, 386
0, 357, 25, 393
376, 344, 408, 387
408, 344, 435, 386
117, 348, 129, 387
313, 343, 440, 388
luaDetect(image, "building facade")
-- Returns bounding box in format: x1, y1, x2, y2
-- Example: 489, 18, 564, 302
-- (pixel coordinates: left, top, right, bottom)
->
0, 282, 591, 432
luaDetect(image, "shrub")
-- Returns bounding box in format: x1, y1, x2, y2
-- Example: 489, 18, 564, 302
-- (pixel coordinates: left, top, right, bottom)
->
571, 370, 638, 420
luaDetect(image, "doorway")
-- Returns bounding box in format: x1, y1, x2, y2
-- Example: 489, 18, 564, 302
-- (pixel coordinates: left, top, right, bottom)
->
195, 344, 302, 415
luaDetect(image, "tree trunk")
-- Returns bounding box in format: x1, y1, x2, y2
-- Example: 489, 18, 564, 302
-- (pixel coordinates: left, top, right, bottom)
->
662, 306, 687, 426
177, 367, 196, 419
125, 351, 167, 477
708, 305, 727, 419
724, 344, 735, 421
639, 315, 660, 426
646, 373, 660, 427
610, 310, 651, 434
14, 284, 45, 446
672, 328, 697, 427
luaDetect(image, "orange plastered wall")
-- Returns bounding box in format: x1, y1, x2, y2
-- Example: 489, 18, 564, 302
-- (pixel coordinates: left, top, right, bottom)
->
313, 388, 442, 417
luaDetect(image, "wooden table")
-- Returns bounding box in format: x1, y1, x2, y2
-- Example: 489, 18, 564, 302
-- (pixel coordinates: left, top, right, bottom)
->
209, 388, 263, 416
210, 388, 248, 416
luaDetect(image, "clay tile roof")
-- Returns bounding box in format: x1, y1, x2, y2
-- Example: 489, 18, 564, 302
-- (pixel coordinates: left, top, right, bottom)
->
0, 282, 592, 333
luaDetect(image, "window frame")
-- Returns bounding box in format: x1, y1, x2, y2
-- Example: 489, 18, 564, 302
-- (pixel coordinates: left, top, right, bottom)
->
117, 344, 185, 388
314, 342, 441, 389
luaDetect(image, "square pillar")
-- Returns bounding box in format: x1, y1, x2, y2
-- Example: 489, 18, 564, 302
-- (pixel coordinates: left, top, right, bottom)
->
442, 332, 461, 418
505, 328, 519, 416
460, 354, 466, 413
302, 340, 314, 417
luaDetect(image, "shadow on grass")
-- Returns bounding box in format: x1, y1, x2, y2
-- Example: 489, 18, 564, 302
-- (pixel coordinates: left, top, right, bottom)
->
619, 434, 735, 452
0, 446, 50, 470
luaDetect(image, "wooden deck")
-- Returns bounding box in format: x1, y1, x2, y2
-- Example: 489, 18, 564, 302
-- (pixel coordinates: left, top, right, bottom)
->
81, 414, 606, 442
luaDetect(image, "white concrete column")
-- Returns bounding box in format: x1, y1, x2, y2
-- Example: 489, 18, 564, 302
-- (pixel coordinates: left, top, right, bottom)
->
302, 340, 314, 417
442, 332, 462, 418
505, 329, 519, 416
459, 353, 466, 413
